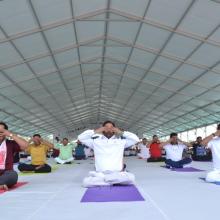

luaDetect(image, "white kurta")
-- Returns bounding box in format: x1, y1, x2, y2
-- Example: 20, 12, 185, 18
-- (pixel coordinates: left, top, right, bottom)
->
137, 143, 150, 159
206, 137, 220, 182
78, 130, 139, 172
84, 147, 93, 158
163, 143, 187, 161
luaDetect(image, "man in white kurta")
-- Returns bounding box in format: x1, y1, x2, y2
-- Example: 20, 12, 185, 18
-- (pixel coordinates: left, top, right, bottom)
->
78, 121, 139, 187
137, 138, 150, 159
161, 133, 192, 168
202, 124, 220, 182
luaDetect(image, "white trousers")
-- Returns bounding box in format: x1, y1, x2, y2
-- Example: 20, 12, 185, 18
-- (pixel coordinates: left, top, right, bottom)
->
206, 169, 220, 182
55, 157, 74, 164
83, 171, 135, 188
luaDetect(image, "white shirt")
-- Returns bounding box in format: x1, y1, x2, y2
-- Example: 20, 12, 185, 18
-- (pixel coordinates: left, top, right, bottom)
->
137, 143, 150, 159
207, 137, 220, 170
164, 143, 187, 162
78, 130, 139, 172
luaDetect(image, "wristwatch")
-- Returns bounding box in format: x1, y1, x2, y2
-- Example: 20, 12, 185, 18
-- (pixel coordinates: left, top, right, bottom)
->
9, 133, 13, 138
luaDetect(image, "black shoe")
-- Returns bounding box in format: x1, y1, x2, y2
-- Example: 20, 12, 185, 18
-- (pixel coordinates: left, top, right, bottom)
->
165, 165, 171, 169
122, 163, 127, 171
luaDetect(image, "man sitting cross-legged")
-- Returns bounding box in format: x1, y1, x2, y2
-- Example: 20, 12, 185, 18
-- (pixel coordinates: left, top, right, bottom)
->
78, 121, 139, 187
161, 133, 192, 169
18, 134, 53, 173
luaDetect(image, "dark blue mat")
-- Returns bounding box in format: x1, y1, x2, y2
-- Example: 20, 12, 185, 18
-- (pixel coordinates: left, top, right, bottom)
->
199, 177, 220, 185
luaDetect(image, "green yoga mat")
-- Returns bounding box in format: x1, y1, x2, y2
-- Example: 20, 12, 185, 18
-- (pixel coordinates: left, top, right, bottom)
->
18, 165, 59, 176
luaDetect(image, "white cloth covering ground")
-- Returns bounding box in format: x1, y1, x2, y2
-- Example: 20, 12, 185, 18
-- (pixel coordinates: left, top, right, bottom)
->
206, 137, 220, 182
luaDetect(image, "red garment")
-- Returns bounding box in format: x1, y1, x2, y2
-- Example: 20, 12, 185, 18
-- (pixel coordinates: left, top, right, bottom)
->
0, 140, 20, 175
149, 142, 161, 158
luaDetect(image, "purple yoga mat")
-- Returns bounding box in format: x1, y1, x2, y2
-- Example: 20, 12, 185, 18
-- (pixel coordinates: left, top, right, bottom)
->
161, 165, 204, 172
81, 185, 145, 202
199, 177, 220, 185
171, 167, 205, 172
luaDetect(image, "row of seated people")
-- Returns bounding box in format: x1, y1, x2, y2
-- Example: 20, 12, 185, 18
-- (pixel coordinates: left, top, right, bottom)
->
78, 121, 220, 186
17, 136, 93, 173
135, 135, 212, 162
51, 139, 93, 161
0, 121, 95, 190
1, 120, 219, 190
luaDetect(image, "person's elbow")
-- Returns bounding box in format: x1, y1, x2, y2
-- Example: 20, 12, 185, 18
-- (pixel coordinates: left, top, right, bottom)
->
201, 140, 207, 146
131, 135, 140, 144
77, 137, 82, 143
20, 142, 29, 151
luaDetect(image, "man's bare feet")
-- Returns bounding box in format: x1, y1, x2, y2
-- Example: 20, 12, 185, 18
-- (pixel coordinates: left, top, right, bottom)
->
35, 165, 44, 170
0, 184, 8, 190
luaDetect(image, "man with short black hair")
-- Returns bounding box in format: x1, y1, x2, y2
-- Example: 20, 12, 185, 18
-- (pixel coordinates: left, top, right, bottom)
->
0, 122, 28, 190
192, 136, 212, 161
202, 124, 220, 182
18, 134, 53, 173
54, 138, 75, 164
74, 140, 86, 160
147, 135, 165, 162
137, 138, 150, 159
161, 133, 192, 168
78, 121, 139, 187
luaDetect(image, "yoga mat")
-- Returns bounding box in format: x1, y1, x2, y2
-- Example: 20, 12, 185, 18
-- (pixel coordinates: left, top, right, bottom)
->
160, 165, 204, 172
171, 167, 205, 172
81, 185, 145, 203
0, 182, 28, 194
199, 177, 220, 185
19, 165, 58, 176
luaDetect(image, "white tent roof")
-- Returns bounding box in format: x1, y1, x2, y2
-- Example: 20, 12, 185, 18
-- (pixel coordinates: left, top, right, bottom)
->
0, 0, 220, 138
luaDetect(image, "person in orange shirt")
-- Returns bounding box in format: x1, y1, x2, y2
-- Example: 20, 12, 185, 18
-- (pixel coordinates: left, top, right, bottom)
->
147, 135, 165, 162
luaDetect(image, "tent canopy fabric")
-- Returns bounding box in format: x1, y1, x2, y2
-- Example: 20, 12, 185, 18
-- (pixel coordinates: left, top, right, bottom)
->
0, 0, 220, 138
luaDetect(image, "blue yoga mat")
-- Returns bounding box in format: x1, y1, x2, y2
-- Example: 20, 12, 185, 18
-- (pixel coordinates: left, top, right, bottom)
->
171, 167, 205, 172
199, 177, 220, 185
81, 185, 145, 202
161, 165, 205, 172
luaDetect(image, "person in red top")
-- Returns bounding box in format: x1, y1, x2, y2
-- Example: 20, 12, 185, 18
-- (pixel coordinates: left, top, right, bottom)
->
147, 135, 165, 162
0, 122, 28, 190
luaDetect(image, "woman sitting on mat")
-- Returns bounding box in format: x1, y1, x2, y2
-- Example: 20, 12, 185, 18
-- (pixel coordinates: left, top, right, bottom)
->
18, 134, 53, 173
161, 132, 192, 168
202, 124, 220, 182
0, 122, 28, 190
78, 121, 139, 187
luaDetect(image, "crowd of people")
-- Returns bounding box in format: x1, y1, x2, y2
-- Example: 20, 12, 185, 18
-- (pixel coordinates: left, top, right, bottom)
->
0, 121, 220, 190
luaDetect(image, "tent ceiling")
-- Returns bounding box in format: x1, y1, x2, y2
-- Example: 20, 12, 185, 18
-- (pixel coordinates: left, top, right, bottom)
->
0, 0, 220, 138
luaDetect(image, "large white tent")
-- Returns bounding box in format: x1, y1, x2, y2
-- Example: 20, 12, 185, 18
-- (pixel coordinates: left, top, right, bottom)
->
1, 0, 220, 138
